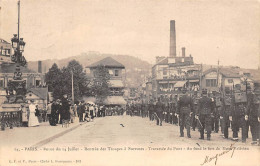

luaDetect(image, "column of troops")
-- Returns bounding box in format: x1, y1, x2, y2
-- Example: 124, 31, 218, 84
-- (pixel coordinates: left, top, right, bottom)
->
126, 84, 260, 145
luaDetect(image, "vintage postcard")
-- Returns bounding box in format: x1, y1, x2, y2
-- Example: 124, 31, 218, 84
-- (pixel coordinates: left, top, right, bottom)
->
0, 0, 259, 166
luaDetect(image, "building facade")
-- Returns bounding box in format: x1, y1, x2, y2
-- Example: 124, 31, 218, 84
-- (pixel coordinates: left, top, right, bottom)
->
84, 57, 127, 106
0, 38, 12, 63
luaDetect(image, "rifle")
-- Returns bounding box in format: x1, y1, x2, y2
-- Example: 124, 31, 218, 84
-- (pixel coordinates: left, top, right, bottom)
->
197, 117, 203, 128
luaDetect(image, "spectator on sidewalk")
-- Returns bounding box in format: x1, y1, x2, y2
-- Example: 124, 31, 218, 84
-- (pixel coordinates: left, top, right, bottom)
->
60, 94, 71, 123
20, 103, 29, 127
35, 104, 41, 122
28, 100, 39, 127
78, 101, 85, 122
46, 101, 52, 125
89, 104, 95, 122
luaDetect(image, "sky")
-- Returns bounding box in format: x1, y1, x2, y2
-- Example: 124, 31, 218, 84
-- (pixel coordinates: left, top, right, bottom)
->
0, 0, 259, 69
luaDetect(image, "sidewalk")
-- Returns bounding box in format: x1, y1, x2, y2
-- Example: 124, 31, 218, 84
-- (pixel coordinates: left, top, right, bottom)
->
0, 117, 84, 148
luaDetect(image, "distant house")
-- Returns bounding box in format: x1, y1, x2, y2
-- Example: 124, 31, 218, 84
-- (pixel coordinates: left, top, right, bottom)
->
84, 57, 127, 106
201, 68, 241, 93
26, 88, 48, 110
0, 38, 12, 63
0, 63, 45, 105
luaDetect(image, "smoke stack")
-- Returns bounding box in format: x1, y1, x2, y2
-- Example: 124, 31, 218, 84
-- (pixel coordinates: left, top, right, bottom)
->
38, 61, 42, 73
182, 47, 186, 57
170, 20, 176, 57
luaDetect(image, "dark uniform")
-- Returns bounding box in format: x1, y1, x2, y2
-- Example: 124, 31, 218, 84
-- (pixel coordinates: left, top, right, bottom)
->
246, 88, 260, 144
172, 97, 178, 125
211, 91, 221, 133
164, 103, 170, 123
155, 99, 164, 126
220, 90, 232, 138
191, 93, 199, 130
176, 90, 194, 138
148, 101, 154, 121
78, 102, 85, 122
196, 89, 214, 140
168, 102, 174, 124
231, 89, 247, 142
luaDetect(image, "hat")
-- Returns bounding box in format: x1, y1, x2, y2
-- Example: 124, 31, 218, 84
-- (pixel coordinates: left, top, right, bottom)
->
202, 89, 207, 95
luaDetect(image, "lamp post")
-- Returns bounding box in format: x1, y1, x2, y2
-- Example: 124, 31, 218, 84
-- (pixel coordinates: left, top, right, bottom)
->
7, 0, 27, 103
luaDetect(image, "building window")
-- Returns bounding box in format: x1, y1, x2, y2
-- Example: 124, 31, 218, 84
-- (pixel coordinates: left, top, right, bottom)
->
6, 49, 10, 55
0, 80, 4, 88
36, 80, 41, 87
206, 79, 217, 87
115, 70, 119, 76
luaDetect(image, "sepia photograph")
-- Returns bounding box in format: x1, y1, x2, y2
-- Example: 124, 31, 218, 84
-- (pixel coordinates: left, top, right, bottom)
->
0, 0, 259, 165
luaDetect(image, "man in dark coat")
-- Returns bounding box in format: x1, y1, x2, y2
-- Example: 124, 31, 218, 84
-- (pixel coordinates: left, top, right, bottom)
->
78, 101, 85, 122
176, 88, 194, 138
196, 89, 214, 140
220, 88, 232, 139
61, 94, 71, 122
246, 84, 260, 145
230, 85, 247, 142
155, 98, 164, 126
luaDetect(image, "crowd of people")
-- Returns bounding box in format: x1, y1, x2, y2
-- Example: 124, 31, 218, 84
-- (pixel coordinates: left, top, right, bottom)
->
20, 94, 126, 127
126, 86, 260, 146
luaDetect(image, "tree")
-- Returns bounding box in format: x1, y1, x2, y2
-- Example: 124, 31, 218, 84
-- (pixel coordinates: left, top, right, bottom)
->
61, 60, 89, 101
89, 65, 110, 104
45, 63, 63, 99
45, 61, 90, 101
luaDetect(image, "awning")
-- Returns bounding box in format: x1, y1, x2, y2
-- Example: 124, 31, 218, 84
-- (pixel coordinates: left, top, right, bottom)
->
108, 80, 124, 88
174, 81, 187, 88
83, 96, 127, 105
104, 96, 127, 105
189, 79, 199, 83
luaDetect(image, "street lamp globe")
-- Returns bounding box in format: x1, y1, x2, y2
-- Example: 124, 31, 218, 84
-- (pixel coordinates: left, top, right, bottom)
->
19, 38, 26, 52
11, 34, 19, 49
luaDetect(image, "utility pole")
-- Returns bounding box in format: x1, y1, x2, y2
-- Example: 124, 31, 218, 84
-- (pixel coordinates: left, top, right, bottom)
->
71, 70, 74, 105
217, 60, 220, 90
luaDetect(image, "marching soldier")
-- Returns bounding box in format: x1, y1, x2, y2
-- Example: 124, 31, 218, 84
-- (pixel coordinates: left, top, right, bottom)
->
176, 88, 194, 138
246, 82, 260, 145
196, 89, 214, 140
164, 102, 170, 123
211, 91, 221, 133
155, 98, 164, 126
220, 88, 232, 139
230, 84, 247, 142
191, 91, 199, 131
168, 101, 175, 124
172, 95, 178, 125
148, 100, 154, 121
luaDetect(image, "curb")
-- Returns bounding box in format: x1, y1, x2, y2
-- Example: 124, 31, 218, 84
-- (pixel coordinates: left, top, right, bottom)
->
32, 122, 86, 148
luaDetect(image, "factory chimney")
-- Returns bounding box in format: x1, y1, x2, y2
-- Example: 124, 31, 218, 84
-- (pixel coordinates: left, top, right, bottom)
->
182, 47, 186, 57
38, 61, 42, 73
170, 20, 176, 57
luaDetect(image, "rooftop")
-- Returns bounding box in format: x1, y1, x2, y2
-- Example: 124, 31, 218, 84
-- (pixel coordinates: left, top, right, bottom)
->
0, 63, 37, 74
27, 87, 48, 100
203, 68, 240, 78
87, 57, 125, 69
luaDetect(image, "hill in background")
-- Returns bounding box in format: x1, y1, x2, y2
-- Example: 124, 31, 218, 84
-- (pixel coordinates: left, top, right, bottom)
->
27, 52, 152, 87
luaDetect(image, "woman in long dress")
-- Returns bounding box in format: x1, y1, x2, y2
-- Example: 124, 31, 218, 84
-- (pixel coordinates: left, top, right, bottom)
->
20, 104, 29, 127
28, 100, 40, 127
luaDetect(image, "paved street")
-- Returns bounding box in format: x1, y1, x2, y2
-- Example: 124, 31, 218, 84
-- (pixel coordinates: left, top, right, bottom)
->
1, 115, 259, 166
44, 115, 257, 147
